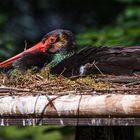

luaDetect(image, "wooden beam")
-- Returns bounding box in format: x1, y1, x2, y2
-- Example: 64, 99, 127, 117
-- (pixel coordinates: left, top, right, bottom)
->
0, 118, 140, 126
0, 94, 140, 118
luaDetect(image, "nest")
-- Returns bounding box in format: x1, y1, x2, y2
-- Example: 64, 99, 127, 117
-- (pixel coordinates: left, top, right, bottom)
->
0, 68, 140, 95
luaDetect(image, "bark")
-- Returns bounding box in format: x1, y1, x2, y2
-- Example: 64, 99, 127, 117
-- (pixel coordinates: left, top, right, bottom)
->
0, 94, 140, 118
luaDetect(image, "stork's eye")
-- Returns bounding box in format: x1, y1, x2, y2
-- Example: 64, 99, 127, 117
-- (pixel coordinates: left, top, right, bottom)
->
49, 37, 57, 44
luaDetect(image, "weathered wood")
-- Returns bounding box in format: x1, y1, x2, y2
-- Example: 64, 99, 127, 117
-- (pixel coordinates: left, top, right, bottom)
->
0, 118, 139, 126
0, 94, 140, 118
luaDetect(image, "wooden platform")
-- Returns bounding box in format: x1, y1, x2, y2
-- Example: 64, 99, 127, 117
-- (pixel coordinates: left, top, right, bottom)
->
0, 74, 140, 126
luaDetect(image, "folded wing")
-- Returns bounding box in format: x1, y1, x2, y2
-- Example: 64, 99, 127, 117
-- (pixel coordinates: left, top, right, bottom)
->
51, 46, 140, 77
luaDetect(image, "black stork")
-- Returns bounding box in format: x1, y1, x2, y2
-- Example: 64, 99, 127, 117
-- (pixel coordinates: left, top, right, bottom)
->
1, 29, 140, 77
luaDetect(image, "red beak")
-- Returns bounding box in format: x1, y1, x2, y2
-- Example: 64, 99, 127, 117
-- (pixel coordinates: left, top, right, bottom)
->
0, 40, 50, 68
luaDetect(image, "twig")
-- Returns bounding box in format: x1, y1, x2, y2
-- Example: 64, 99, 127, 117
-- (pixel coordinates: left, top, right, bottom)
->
124, 81, 140, 86
96, 76, 140, 83
92, 61, 104, 76
0, 87, 31, 93
0, 86, 140, 96
24, 40, 27, 51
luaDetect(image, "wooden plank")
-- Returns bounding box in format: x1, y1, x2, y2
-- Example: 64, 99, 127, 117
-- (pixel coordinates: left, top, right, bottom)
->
0, 118, 140, 126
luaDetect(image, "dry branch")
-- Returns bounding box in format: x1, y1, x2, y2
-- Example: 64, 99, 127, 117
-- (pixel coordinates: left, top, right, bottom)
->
1, 86, 140, 96
96, 75, 140, 83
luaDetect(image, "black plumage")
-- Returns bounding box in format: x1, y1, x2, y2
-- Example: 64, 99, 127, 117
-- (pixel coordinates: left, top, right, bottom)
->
3, 51, 52, 73
51, 46, 140, 77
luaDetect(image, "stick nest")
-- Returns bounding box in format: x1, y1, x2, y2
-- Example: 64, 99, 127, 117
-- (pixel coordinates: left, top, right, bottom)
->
0, 68, 140, 95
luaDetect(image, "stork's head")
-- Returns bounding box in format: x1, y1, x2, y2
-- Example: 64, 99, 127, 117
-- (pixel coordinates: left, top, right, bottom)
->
42, 29, 76, 54
0, 29, 76, 68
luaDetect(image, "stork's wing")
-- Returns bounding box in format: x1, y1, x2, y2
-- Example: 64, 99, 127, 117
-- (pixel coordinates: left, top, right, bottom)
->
51, 46, 140, 77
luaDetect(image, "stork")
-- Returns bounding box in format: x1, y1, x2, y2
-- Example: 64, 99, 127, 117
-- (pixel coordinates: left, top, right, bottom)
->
1, 29, 140, 77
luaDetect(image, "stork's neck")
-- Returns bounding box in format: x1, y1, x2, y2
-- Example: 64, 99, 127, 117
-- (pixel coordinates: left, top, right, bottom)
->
47, 51, 74, 68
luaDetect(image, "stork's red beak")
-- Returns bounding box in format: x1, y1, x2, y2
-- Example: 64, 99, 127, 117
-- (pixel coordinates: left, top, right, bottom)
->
0, 39, 50, 68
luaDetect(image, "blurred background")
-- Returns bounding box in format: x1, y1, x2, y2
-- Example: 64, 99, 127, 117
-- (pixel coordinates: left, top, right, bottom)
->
0, 0, 140, 139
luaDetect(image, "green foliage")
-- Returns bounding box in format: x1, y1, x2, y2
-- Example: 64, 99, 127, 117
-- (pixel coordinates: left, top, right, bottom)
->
0, 34, 15, 61
0, 14, 7, 27
76, 5, 140, 47
0, 126, 75, 140
76, 25, 140, 47
77, 2, 140, 48
0, 11, 15, 61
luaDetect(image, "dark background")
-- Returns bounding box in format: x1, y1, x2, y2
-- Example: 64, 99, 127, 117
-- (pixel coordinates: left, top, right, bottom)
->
0, 0, 140, 139
0, 0, 140, 61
